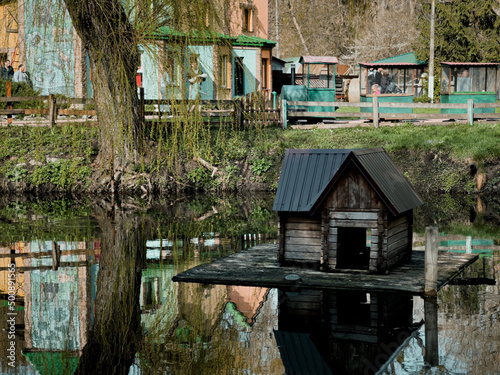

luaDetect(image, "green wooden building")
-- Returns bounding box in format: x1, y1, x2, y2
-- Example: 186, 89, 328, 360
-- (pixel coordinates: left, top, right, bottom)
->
440, 62, 500, 114
359, 52, 426, 115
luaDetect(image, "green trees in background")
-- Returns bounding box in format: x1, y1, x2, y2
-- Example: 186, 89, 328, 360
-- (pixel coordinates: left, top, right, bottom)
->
414, 0, 500, 63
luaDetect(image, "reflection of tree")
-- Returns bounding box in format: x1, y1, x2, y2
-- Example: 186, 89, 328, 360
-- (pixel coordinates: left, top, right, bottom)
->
76, 202, 148, 374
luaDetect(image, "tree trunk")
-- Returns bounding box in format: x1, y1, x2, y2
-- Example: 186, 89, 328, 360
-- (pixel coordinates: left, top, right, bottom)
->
63, 1, 142, 184
75, 204, 147, 374
287, 0, 310, 55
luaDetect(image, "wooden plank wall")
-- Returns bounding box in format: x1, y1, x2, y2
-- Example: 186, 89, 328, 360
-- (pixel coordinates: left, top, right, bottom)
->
327, 210, 381, 271
283, 216, 322, 264
386, 213, 411, 269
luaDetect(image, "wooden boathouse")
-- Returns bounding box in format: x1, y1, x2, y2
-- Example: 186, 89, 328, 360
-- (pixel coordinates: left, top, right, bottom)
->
272, 148, 424, 273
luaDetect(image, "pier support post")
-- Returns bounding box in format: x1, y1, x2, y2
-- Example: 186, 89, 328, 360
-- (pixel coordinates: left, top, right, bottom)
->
425, 226, 439, 296
424, 296, 439, 366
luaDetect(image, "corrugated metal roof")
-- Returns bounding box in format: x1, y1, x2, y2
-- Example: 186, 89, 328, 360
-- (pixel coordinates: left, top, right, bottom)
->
367, 52, 426, 65
274, 330, 333, 375
441, 62, 500, 66
352, 149, 424, 215
300, 56, 339, 64
273, 149, 354, 213
273, 148, 423, 216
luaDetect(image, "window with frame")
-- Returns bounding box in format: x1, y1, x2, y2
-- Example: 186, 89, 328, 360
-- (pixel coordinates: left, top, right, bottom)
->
5, 5, 17, 33
242, 6, 254, 32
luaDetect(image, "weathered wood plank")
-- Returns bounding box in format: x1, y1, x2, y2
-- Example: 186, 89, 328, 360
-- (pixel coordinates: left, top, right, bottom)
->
285, 236, 322, 246
172, 244, 479, 294
388, 237, 408, 253
286, 229, 322, 239
58, 109, 97, 116
285, 244, 322, 253
284, 251, 321, 261
330, 219, 378, 227
388, 221, 408, 237
388, 215, 408, 228
388, 230, 409, 245
329, 210, 379, 221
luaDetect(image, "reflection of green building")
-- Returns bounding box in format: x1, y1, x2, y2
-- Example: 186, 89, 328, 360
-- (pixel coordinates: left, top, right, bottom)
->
140, 265, 179, 337
23, 240, 99, 374
440, 62, 500, 114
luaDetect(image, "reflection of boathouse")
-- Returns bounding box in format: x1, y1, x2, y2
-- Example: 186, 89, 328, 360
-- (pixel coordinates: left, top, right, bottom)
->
275, 289, 419, 375
273, 148, 423, 273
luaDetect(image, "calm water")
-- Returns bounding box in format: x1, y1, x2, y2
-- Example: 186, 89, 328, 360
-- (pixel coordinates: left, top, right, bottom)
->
0, 193, 499, 374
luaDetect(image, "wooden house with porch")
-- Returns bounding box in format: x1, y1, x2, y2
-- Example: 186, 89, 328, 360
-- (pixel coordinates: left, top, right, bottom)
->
273, 148, 423, 273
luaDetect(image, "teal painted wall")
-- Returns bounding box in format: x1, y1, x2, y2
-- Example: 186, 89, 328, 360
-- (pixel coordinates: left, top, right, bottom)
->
187, 46, 214, 100
24, 0, 75, 96
441, 93, 495, 114
233, 48, 257, 97
140, 45, 160, 100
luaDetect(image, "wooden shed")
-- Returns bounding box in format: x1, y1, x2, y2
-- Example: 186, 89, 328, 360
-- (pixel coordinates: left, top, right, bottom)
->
272, 148, 423, 273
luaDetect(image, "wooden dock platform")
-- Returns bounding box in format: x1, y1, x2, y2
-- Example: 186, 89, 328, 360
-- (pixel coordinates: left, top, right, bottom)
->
172, 244, 478, 294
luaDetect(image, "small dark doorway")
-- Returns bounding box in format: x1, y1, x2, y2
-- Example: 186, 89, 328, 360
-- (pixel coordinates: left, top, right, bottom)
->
337, 227, 370, 269
234, 56, 244, 96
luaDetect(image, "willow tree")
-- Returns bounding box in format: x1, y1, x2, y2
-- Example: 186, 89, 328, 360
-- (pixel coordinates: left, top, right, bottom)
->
61, 0, 223, 190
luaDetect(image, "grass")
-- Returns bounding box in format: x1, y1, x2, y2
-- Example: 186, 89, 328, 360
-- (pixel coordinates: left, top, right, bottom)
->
277, 122, 500, 161
0, 120, 499, 191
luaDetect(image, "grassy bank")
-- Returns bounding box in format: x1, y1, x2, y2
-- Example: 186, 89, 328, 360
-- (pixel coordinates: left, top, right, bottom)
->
0, 122, 499, 195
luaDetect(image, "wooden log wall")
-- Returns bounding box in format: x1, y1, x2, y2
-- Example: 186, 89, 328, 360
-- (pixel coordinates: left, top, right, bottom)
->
386, 213, 412, 269
326, 210, 381, 271
282, 216, 322, 265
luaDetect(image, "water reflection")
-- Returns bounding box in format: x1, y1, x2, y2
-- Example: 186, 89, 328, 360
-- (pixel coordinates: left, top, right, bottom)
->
276, 289, 423, 375
0, 193, 499, 374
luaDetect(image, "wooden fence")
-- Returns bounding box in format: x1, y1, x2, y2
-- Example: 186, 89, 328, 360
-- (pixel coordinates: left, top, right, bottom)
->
284, 97, 500, 128
0, 89, 281, 128
5, 89, 500, 129
412, 233, 500, 253
0, 94, 97, 127
143, 90, 281, 128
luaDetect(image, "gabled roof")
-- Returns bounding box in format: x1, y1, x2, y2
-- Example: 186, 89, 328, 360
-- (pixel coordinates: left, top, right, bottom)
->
273, 148, 423, 216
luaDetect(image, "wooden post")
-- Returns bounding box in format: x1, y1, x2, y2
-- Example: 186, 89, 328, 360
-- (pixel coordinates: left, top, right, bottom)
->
281, 99, 287, 129
233, 98, 242, 128
48, 94, 56, 127
424, 296, 439, 366
466, 236, 472, 254
372, 95, 379, 128
6, 81, 12, 125
425, 226, 439, 296
52, 241, 61, 271
467, 98, 473, 125
140, 87, 145, 126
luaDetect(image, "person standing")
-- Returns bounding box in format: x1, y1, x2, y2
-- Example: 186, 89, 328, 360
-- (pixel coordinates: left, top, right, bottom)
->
13, 64, 29, 83
1, 60, 14, 81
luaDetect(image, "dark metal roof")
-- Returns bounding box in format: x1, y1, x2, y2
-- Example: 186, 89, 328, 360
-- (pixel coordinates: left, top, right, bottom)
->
273, 148, 423, 216
349, 148, 424, 215
272, 149, 353, 213
274, 330, 333, 375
